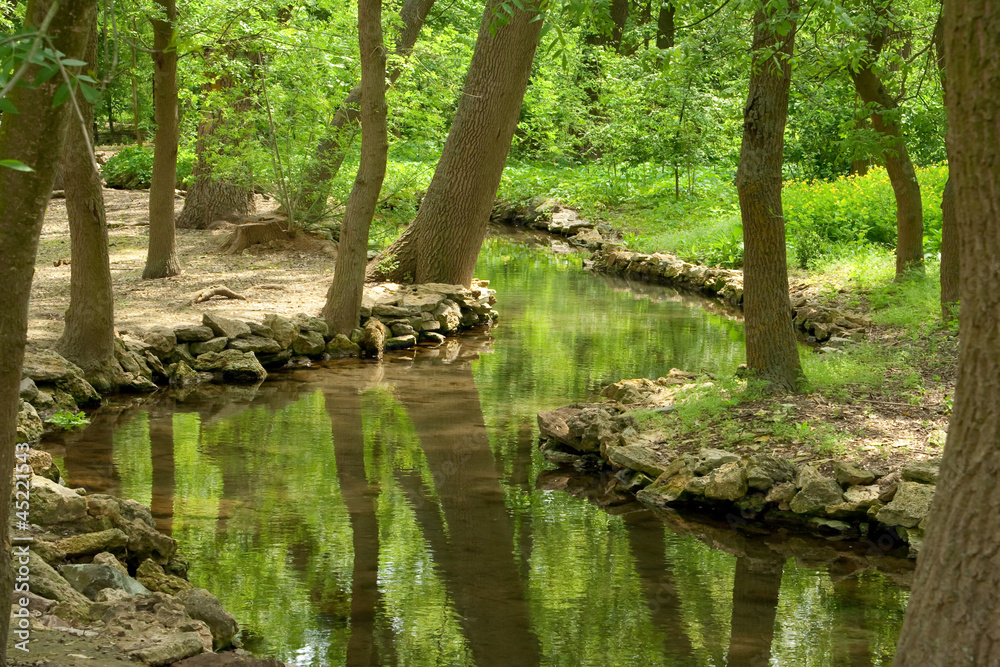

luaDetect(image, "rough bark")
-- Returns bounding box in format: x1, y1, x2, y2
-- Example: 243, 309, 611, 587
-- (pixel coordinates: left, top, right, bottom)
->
848, 35, 924, 277
609, 0, 629, 51
0, 1, 97, 661
734, 2, 803, 392
893, 1, 1000, 662
295, 0, 435, 223
142, 0, 181, 279
217, 219, 289, 255
726, 556, 784, 667
939, 177, 959, 318
321, 0, 389, 336
56, 21, 125, 394
656, 1, 675, 49
368, 0, 543, 286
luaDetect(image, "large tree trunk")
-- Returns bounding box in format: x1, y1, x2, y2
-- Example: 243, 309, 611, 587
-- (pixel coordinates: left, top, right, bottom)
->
368, 0, 543, 286
0, 1, 97, 661
142, 0, 181, 279
894, 1, 1000, 662
321, 0, 389, 336
848, 38, 924, 278
734, 1, 803, 392
56, 20, 124, 394
295, 0, 435, 224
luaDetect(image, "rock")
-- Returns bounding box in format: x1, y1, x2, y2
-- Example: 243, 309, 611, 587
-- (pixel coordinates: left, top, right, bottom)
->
60, 563, 151, 600
263, 313, 298, 348
844, 484, 881, 505
566, 406, 617, 453
99, 593, 213, 661
25, 448, 59, 481
876, 481, 935, 528
193, 350, 267, 384
136, 558, 194, 595
391, 322, 416, 337
789, 476, 844, 514
694, 449, 739, 475
744, 454, 796, 491
84, 494, 178, 565
56, 374, 102, 407
295, 313, 330, 339
22, 349, 85, 382
420, 331, 446, 344
385, 334, 417, 350
55, 528, 129, 557
291, 330, 326, 356
601, 378, 659, 404
901, 460, 940, 484
128, 632, 206, 666
433, 299, 462, 333
171, 342, 198, 366
173, 653, 288, 666
178, 588, 239, 650
227, 335, 283, 354
808, 517, 853, 533
326, 334, 361, 357
606, 445, 670, 478
30, 539, 66, 566
190, 337, 229, 355
704, 461, 748, 501
26, 550, 92, 620
16, 399, 43, 445
833, 461, 877, 486
28, 475, 87, 526
174, 325, 215, 343
538, 407, 575, 447
203, 312, 251, 339
19, 377, 38, 401
169, 360, 204, 390
823, 501, 873, 519
143, 325, 178, 358
637, 469, 695, 506
93, 551, 129, 575
899, 526, 924, 558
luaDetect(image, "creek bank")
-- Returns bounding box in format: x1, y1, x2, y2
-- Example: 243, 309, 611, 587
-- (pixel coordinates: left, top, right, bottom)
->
17, 281, 497, 444
8, 450, 281, 666
537, 374, 939, 559
493, 197, 871, 345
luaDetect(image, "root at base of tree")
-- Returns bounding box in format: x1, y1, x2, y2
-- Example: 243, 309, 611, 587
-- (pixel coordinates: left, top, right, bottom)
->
189, 285, 247, 305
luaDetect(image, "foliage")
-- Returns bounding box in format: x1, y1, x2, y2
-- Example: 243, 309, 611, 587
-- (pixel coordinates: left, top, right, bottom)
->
101, 145, 194, 189
45, 409, 90, 430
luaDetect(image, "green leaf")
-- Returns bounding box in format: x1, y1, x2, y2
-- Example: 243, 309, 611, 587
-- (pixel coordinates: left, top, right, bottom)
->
0, 97, 17, 113
60, 58, 87, 67
0, 159, 34, 172
51, 82, 70, 108
79, 81, 101, 104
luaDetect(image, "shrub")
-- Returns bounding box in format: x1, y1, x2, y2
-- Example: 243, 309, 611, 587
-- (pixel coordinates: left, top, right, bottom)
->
102, 145, 195, 189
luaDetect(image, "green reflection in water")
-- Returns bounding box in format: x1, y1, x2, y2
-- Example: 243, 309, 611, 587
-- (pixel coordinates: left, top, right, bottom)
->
112, 412, 151, 507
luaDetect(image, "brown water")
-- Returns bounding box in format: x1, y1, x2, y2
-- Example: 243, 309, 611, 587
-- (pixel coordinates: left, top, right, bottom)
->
43, 238, 910, 665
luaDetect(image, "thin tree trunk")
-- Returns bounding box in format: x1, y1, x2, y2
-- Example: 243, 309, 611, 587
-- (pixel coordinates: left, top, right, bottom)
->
610, 0, 629, 52
321, 0, 389, 336
0, 1, 97, 660
848, 35, 924, 278
142, 0, 181, 279
894, 1, 1000, 662
369, 0, 543, 286
734, 1, 803, 392
57, 20, 124, 393
296, 0, 435, 223
656, 1, 675, 49
933, 13, 958, 319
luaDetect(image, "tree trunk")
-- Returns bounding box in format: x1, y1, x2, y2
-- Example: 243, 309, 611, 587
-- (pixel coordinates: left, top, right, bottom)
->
321, 0, 389, 336
296, 0, 435, 224
656, 1, 675, 49
56, 20, 124, 394
849, 53, 924, 277
734, 2, 803, 392
142, 0, 181, 279
894, 1, 1000, 662
939, 177, 959, 318
368, 0, 543, 286
610, 0, 629, 52
0, 1, 97, 661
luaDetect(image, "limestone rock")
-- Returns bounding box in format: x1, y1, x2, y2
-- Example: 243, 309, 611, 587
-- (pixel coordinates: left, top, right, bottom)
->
833, 461, 877, 486
637, 469, 695, 506
169, 360, 204, 390
606, 445, 670, 478
385, 334, 417, 350
20, 377, 39, 401
765, 481, 797, 505
876, 481, 934, 528
99, 592, 213, 661
203, 312, 251, 339
61, 563, 151, 600
694, 449, 739, 475
173, 652, 287, 666
295, 313, 330, 339
704, 461, 748, 501
22, 348, 85, 383
391, 322, 416, 337
56, 373, 102, 407
137, 558, 194, 595
26, 550, 92, 620
144, 325, 178, 358
744, 454, 796, 491
30, 539, 66, 565
193, 350, 267, 384
191, 337, 229, 355
789, 476, 844, 514
28, 474, 87, 526
227, 335, 283, 354
55, 528, 129, 557
178, 588, 239, 650
263, 313, 298, 349
16, 399, 43, 445
326, 334, 360, 357
129, 632, 206, 666
538, 407, 576, 448
174, 325, 215, 343
566, 406, 617, 453
291, 330, 326, 356
844, 484, 881, 505
25, 447, 59, 481
433, 299, 462, 333
93, 551, 129, 575
901, 460, 940, 484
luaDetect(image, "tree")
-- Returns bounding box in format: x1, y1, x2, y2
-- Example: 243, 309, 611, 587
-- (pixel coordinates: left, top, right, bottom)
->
735, 0, 803, 392
0, 1, 98, 662
847, 4, 924, 278
893, 0, 1000, 662
321, 0, 389, 336
369, 0, 544, 286
932, 12, 958, 318
142, 0, 181, 279
56, 19, 125, 393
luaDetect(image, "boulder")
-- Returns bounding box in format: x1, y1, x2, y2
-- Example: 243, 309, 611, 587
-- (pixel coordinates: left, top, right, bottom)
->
22, 349, 84, 382
26, 550, 92, 620
85, 495, 178, 565
144, 325, 178, 358
30, 539, 66, 566
843, 484, 881, 506
291, 330, 326, 356
227, 335, 283, 354
433, 300, 463, 333
606, 445, 670, 478
60, 563, 151, 600
263, 313, 298, 349
174, 325, 215, 343
391, 322, 416, 337
178, 588, 239, 650
789, 476, 844, 514
193, 350, 267, 384
833, 461, 878, 486
93, 551, 129, 575
19, 377, 38, 401
98, 592, 213, 661
28, 474, 88, 526
566, 406, 617, 453
55, 373, 102, 407
765, 481, 798, 506
901, 460, 940, 484
385, 334, 417, 350
25, 447, 59, 481
16, 399, 43, 445
694, 449, 739, 475
203, 313, 251, 340
538, 407, 575, 447
169, 360, 204, 390
129, 633, 206, 666
876, 481, 935, 528
744, 454, 796, 491
136, 558, 194, 595
190, 337, 229, 355
295, 313, 330, 339
704, 461, 748, 501
55, 528, 129, 557
326, 334, 361, 357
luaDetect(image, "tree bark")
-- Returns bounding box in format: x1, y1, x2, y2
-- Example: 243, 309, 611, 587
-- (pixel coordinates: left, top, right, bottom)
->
295, 0, 435, 224
893, 1, 1000, 662
368, 0, 543, 286
848, 37, 924, 278
142, 0, 181, 279
939, 177, 959, 318
734, 1, 803, 392
56, 20, 124, 394
0, 1, 97, 661
656, 1, 675, 49
321, 0, 389, 336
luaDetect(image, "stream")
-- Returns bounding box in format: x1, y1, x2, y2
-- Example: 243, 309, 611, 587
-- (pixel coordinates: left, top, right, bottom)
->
44, 236, 910, 666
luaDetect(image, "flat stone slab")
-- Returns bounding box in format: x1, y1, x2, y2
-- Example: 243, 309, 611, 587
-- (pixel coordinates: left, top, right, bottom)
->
606, 445, 670, 478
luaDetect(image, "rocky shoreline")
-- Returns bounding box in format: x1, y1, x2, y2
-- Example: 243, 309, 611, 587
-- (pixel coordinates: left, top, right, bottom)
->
537, 375, 937, 560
